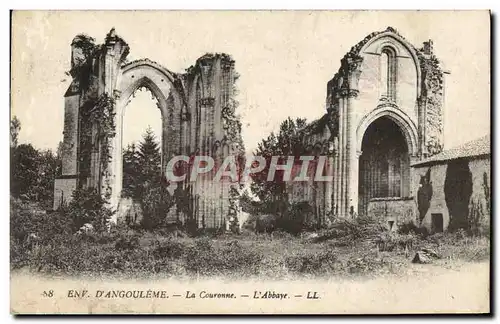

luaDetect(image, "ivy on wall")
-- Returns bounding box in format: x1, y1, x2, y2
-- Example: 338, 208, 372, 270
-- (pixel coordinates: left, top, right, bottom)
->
221, 98, 244, 154
418, 54, 445, 156
91, 94, 116, 198
69, 33, 118, 199
78, 93, 116, 198
68, 34, 99, 94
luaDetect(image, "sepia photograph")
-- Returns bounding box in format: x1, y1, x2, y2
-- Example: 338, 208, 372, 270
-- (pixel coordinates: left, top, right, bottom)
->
9, 10, 491, 314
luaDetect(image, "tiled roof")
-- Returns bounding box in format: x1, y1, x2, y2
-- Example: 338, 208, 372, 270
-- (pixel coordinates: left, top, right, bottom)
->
412, 135, 490, 167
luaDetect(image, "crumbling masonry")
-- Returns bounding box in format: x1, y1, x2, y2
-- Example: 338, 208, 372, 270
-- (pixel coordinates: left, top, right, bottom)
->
287, 27, 449, 228
54, 29, 244, 228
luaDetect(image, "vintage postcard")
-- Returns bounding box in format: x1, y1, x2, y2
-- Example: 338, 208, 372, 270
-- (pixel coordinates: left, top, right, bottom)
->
10, 10, 491, 314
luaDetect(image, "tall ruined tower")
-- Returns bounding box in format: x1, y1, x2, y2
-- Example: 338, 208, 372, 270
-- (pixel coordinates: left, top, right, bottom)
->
288, 27, 449, 224
325, 27, 448, 218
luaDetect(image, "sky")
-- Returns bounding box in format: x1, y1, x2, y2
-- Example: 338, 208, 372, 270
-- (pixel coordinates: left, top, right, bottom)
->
122, 88, 163, 147
11, 10, 490, 153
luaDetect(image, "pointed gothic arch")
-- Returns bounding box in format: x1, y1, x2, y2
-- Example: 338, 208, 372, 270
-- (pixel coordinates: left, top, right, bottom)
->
108, 59, 187, 209
355, 106, 419, 216
359, 30, 423, 96
54, 30, 242, 229
356, 106, 419, 157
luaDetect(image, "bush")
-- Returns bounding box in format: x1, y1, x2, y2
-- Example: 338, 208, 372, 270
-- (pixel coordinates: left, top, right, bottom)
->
10, 197, 76, 271
314, 215, 387, 243
397, 222, 419, 235
431, 231, 490, 263
276, 201, 314, 234
375, 232, 417, 252
114, 233, 140, 251
184, 238, 262, 276
459, 239, 490, 262
78, 231, 116, 245
10, 197, 73, 252
139, 181, 175, 230
10, 236, 30, 270
254, 214, 278, 234
65, 187, 114, 232
285, 250, 338, 274
10, 144, 61, 208
151, 239, 186, 259
272, 229, 294, 240
468, 192, 490, 237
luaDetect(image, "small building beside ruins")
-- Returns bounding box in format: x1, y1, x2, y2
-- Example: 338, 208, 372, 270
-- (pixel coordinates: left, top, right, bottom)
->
410, 135, 490, 234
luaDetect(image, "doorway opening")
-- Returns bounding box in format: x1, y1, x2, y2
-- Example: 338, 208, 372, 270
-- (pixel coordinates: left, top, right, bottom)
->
358, 117, 410, 216
431, 213, 444, 233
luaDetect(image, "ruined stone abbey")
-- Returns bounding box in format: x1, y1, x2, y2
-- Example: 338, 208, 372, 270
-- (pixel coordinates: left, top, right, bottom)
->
54, 27, 452, 231
287, 27, 449, 228
54, 28, 243, 228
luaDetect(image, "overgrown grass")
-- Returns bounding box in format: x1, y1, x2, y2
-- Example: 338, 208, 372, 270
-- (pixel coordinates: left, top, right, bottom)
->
10, 199, 490, 279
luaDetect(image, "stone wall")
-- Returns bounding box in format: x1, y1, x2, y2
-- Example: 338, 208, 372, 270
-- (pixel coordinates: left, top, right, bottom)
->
367, 197, 417, 231
300, 27, 447, 219
60, 95, 80, 176
355, 33, 420, 128
468, 158, 491, 233
53, 177, 78, 210
54, 29, 244, 230
115, 197, 143, 226
411, 156, 490, 233
285, 114, 334, 225
412, 163, 449, 231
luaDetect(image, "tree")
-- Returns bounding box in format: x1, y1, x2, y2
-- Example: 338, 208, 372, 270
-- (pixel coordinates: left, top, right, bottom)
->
10, 118, 62, 207
33, 149, 60, 207
65, 187, 114, 232
123, 127, 174, 230
11, 144, 61, 208
122, 143, 139, 198
11, 144, 39, 199
121, 127, 162, 200
133, 126, 162, 197
10, 116, 21, 148
137, 126, 161, 176
251, 117, 307, 210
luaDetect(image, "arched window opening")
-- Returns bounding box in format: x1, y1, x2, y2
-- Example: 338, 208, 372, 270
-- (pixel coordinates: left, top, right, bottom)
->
121, 87, 163, 200
380, 47, 397, 101
123, 87, 162, 152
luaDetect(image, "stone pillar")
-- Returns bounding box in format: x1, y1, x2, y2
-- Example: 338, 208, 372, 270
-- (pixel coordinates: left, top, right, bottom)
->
99, 29, 129, 210
61, 94, 81, 176
347, 149, 362, 217
54, 35, 94, 210
340, 96, 348, 217
54, 93, 81, 209
324, 152, 334, 215
346, 90, 360, 217
109, 92, 124, 222
333, 136, 340, 217
336, 103, 344, 217
89, 124, 101, 189
345, 56, 363, 217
